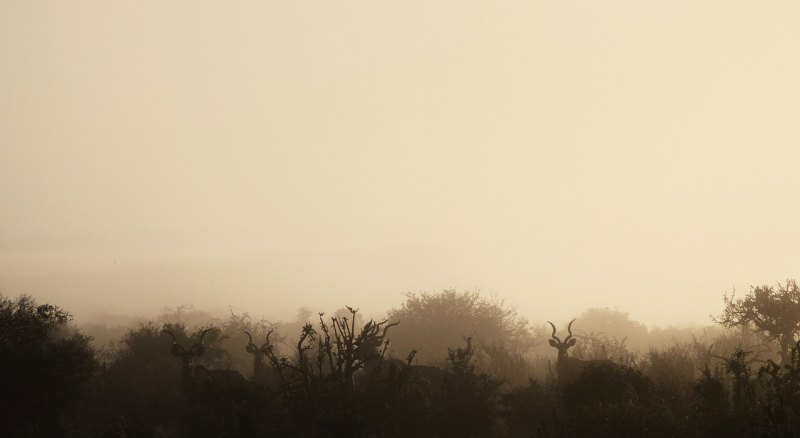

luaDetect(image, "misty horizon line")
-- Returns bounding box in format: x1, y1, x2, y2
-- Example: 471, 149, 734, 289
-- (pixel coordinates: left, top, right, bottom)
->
61, 297, 713, 332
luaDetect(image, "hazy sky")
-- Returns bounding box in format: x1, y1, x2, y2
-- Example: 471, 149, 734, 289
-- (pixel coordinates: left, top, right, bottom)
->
2, 1, 800, 327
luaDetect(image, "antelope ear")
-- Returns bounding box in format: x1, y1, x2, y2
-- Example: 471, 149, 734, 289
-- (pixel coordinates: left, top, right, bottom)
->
246, 344, 258, 354
548, 339, 559, 347
566, 338, 577, 347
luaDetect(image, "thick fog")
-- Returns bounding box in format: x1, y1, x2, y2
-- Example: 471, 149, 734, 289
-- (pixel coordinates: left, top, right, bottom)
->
3, 1, 800, 328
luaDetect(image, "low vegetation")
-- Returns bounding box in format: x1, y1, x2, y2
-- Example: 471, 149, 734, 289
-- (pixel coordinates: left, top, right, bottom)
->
3, 282, 800, 437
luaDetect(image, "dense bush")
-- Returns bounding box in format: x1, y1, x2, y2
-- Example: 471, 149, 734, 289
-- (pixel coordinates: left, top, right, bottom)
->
13, 284, 800, 437
0, 295, 97, 437
385, 289, 534, 387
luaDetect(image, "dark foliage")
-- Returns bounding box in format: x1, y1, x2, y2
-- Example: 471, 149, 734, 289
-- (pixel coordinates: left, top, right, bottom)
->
0, 294, 97, 437
757, 341, 800, 436
386, 290, 532, 367
715, 280, 800, 363
430, 338, 503, 437
500, 379, 560, 438
559, 362, 675, 437
15, 282, 800, 437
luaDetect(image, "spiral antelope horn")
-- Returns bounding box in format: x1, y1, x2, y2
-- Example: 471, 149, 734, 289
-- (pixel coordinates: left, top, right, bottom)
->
564, 319, 576, 342
164, 328, 188, 356
198, 327, 214, 343
546, 321, 561, 343
244, 330, 255, 346
188, 327, 215, 354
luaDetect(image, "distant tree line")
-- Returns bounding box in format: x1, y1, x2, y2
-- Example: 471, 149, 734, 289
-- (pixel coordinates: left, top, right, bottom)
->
3, 282, 800, 436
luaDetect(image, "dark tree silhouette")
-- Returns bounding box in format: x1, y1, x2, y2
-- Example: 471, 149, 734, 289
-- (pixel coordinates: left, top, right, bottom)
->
386, 289, 532, 374
715, 279, 800, 363
0, 294, 97, 436
15, 289, 800, 436
573, 307, 649, 353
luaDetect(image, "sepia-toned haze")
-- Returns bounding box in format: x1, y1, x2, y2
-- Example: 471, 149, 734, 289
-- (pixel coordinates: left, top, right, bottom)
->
2, 1, 799, 327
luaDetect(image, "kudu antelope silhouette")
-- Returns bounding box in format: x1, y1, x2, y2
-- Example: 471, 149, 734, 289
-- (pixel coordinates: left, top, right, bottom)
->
547, 319, 612, 381
164, 327, 245, 388
244, 329, 276, 386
